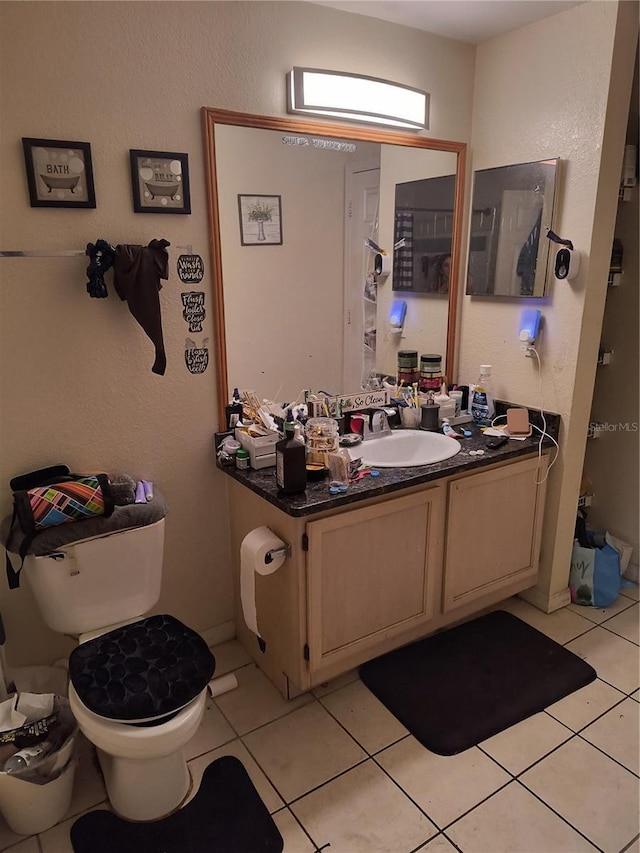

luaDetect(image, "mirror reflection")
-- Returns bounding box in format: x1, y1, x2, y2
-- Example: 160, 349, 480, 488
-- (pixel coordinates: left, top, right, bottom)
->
393, 174, 455, 295
466, 159, 558, 297
205, 111, 465, 421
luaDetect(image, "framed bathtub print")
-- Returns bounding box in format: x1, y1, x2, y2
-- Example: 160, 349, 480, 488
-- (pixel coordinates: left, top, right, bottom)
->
238, 194, 282, 245
22, 138, 96, 209
129, 149, 191, 214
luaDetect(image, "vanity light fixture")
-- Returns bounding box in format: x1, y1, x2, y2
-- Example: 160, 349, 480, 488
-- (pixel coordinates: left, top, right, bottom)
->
287, 67, 429, 130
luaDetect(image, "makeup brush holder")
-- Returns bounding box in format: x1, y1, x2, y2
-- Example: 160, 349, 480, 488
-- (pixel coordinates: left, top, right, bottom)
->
420, 404, 440, 432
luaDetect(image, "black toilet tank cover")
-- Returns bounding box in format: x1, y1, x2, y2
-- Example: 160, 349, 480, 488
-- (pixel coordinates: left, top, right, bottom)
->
69, 614, 215, 723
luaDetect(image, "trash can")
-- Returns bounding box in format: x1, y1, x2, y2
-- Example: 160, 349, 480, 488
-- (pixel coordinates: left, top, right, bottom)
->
0, 697, 78, 835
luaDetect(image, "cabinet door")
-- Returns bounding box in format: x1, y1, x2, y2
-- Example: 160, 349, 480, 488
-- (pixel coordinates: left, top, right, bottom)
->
443, 455, 548, 611
306, 487, 444, 673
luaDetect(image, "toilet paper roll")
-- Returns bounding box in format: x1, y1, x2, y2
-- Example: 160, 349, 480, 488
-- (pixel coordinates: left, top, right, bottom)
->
240, 526, 287, 639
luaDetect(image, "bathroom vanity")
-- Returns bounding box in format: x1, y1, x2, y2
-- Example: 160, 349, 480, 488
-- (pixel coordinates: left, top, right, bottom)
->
219, 416, 556, 699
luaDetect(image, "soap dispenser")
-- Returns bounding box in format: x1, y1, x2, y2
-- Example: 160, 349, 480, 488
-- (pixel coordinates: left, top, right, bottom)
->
276, 421, 306, 495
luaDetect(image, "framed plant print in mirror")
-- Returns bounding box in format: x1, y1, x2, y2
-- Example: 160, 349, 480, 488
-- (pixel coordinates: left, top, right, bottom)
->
466, 159, 558, 297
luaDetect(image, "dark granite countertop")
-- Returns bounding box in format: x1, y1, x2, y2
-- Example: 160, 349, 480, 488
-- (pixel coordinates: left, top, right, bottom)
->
217, 403, 560, 518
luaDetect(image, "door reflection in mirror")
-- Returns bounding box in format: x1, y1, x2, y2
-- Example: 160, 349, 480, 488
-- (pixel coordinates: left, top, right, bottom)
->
466, 159, 558, 297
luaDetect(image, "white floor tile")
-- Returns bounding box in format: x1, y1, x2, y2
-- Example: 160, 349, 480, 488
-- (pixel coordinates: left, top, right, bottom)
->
209, 639, 252, 676
632, 690, 639, 702
272, 808, 316, 852
3, 839, 39, 853
521, 737, 640, 852
291, 759, 437, 853
311, 669, 359, 698
319, 679, 408, 754
603, 603, 639, 645
214, 664, 313, 735
623, 835, 640, 853
480, 712, 573, 775
580, 697, 640, 775
421, 834, 459, 852
566, 627, 640, 694
568, 595, 635, 624
243, 702, 366, 802
376, 737, 510, 828
546, 678, 626, 731
620, 584, 639, 601
500, 598, 595, 644
187, 738, 283, 813
446, 780, 597, 852
39, 804, 104, 853
183, 693, 235, 760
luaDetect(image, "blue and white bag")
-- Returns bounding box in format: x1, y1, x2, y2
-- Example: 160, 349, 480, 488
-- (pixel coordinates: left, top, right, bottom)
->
570, 522, 621, 608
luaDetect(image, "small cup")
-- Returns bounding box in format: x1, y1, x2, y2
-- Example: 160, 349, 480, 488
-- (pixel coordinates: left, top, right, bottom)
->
400, 407, 421, 429
449, 390, 463, 416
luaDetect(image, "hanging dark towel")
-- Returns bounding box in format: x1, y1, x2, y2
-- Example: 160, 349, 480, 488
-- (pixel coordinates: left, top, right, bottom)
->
86, 240, 116, 298
114, 239, 170, 375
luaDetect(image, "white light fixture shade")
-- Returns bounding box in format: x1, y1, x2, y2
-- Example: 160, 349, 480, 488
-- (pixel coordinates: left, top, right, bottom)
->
287, 67, 429, 130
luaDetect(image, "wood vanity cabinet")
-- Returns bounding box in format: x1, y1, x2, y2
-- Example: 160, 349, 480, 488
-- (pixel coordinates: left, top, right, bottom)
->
227, 452, 548, 698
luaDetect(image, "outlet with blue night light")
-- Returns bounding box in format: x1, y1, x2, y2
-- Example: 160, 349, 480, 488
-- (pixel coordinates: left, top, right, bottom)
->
519, 308, 542, 353
389, 299, 407, 334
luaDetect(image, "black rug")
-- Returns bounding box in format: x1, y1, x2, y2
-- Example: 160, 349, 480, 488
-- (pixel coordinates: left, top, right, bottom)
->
360, 610, 596, 756
70, 755, 283, 853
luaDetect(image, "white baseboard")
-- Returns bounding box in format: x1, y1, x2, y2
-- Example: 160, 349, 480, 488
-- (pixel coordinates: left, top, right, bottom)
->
201, 620, 236, 648
519, 585, 571, 614
623, 562, 639, 583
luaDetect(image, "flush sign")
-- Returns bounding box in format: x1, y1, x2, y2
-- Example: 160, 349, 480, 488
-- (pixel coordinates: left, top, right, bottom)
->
327, 390, 389, 416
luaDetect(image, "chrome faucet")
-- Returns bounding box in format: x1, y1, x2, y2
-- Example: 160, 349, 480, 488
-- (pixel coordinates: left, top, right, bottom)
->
363, 409, 392, 441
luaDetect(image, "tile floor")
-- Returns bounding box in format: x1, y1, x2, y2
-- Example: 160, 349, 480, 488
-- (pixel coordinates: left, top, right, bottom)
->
1, 588, 638, 853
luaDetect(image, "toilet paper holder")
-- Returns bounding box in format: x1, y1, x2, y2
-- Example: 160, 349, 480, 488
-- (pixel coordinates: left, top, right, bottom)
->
264, 543, 291, 564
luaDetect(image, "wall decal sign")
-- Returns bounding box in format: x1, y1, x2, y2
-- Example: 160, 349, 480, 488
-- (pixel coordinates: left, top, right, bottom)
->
181, 291, 206, 333
185, 337, 209, 373
22, 138, 96, 209
129, 149, 191, 214
177, 253, 204, 283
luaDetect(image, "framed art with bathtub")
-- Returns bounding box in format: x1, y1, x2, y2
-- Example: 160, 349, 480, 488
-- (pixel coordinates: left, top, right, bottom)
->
22, 138, 96, 209
129, 149, 191, 214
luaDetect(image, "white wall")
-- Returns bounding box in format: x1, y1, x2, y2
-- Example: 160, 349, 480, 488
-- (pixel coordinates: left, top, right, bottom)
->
0, 1, 475, 665
585, 49, 639, 561
457, 1, 638, 608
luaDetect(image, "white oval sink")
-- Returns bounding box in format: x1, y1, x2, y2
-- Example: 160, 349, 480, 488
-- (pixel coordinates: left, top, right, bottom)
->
350, 429, 461, 468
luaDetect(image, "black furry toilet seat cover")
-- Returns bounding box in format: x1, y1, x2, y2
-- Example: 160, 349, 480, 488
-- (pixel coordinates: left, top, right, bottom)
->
69, 614, 215, 723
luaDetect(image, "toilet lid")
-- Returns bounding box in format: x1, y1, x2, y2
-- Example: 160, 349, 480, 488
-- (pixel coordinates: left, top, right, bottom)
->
69, 614, 215, 724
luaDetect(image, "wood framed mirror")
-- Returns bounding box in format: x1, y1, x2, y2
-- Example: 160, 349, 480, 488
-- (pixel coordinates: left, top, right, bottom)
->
202, 108, 466, 429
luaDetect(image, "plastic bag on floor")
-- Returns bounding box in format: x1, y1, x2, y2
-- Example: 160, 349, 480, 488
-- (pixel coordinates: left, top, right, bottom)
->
570, 517, 621, 608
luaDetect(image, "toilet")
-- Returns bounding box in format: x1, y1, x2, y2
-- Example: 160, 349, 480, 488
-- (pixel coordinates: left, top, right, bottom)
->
23, 516, 215, 822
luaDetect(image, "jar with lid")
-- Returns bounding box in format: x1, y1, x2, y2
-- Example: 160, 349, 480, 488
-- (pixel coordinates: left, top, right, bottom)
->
235, 448, 250, 470
418, 354, 443, 393
397, 350, 419, 388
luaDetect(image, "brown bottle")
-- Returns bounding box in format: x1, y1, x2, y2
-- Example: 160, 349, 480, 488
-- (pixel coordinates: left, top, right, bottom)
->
276, 423, 306, 494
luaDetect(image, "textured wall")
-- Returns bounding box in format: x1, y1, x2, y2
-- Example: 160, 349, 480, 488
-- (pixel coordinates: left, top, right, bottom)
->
0, 1, 475, 665
458, 1, 638, 606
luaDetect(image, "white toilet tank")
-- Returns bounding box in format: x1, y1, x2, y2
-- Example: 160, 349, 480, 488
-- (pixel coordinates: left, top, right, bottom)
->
23, 519, 165, 635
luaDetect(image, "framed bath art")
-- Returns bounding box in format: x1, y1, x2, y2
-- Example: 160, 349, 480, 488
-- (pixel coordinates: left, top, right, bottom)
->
129, 149, 191, 214
237, 194, 282, 245
22, 138, 96, 208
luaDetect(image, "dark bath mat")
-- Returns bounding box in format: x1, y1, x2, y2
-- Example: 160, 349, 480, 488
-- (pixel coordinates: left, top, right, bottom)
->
360, 610, 596, 756
70, 755, 283, 853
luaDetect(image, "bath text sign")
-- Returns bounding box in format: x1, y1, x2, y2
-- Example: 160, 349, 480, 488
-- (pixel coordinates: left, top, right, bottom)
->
327, 390, 389, 415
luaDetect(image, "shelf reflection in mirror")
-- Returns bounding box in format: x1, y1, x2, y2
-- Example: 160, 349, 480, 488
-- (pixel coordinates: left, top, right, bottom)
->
203, 109, 466, 427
